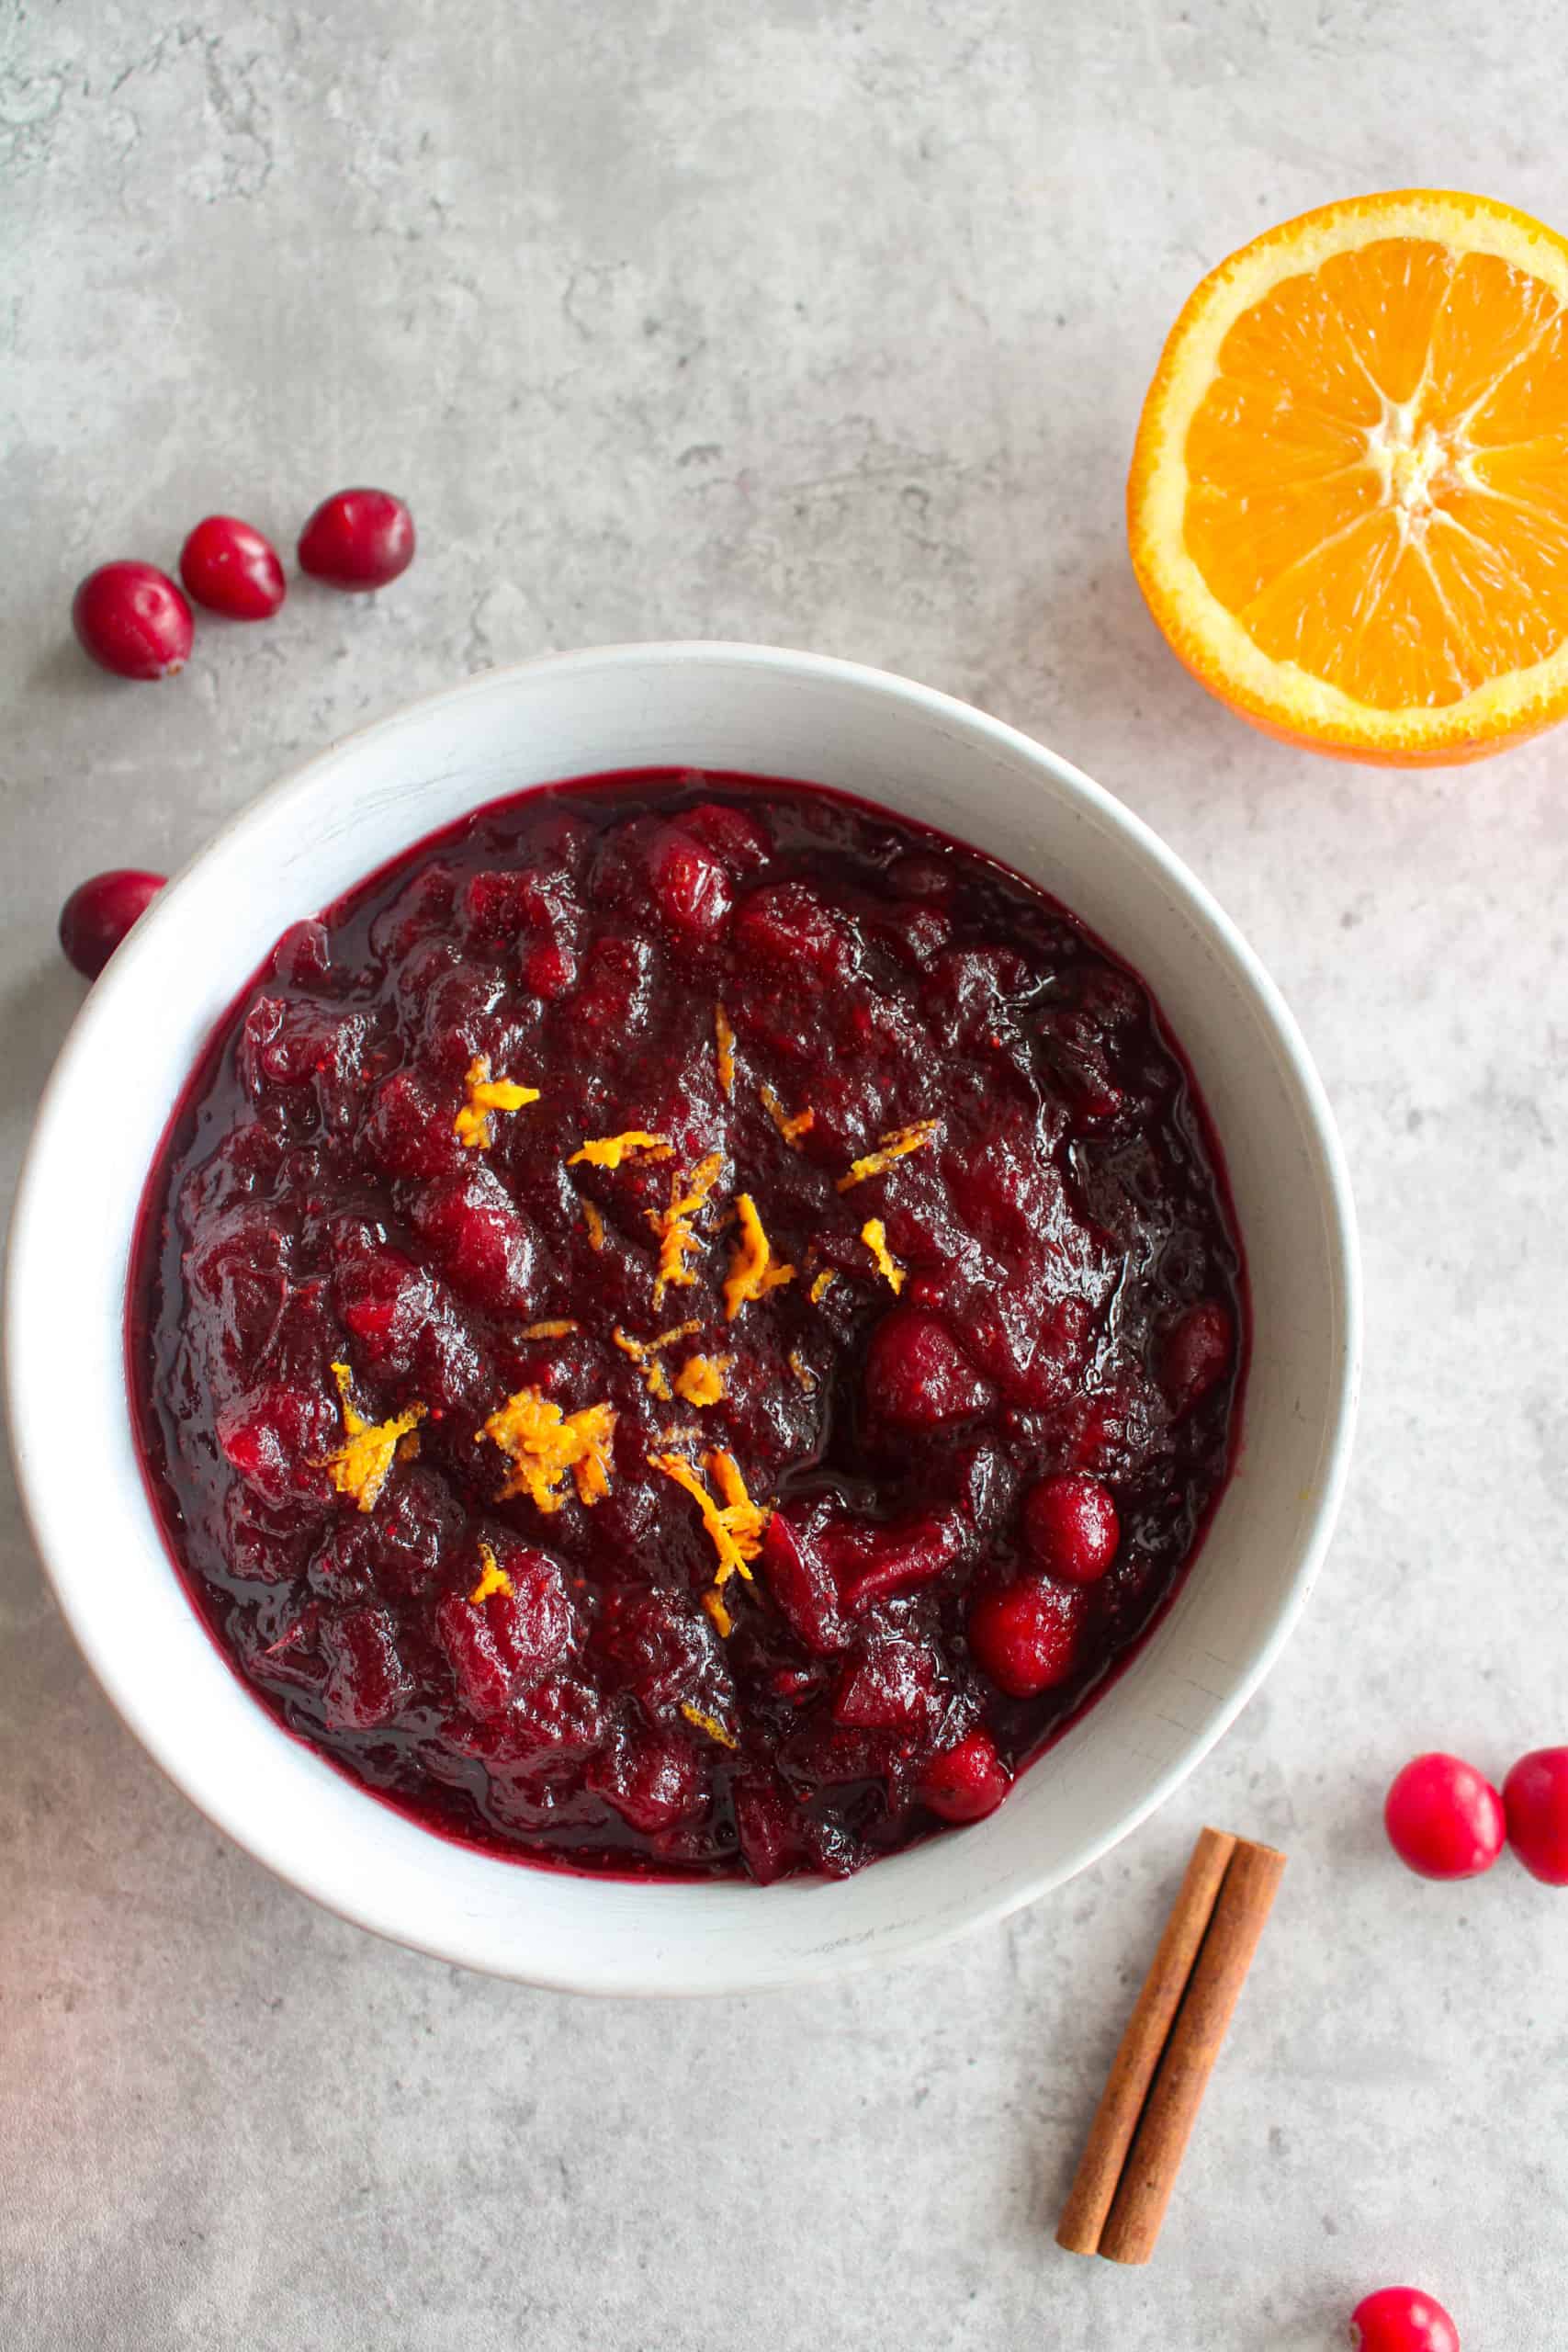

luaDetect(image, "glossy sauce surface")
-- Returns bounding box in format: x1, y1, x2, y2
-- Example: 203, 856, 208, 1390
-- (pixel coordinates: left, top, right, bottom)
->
129, 771, 1245, 1881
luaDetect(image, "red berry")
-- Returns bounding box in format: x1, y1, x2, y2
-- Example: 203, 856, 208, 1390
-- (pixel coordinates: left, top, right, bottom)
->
966, 1577, 1086, 1698
298, 488, 415, 591
918, 1729, 1010, 1822
72, 561, 193, 680
1160, 1297, 1234, 1410
1503, 1746, 1568, 1884
1349, 2285, 1460, 2352
59, 869, 165, 979
1022, 1473, 1119, 1582
179, 514, 286, 619
1384, 1752, 1504, 1881
863, 1307, 995, 1427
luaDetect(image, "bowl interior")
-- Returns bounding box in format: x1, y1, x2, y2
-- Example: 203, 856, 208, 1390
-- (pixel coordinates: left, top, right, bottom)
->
5, 645, 1358, 1993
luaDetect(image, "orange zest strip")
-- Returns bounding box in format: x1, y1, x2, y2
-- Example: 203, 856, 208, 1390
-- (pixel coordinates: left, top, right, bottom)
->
649, 1151, 725, 1306
723, 1193, 796, 1320
788, 1349, 818, 1394
519, 1320, 580, 1340
680, 1701, 739, 1750
702, 1589, 734, 1638
760, 1083, 816, 1148
476, 1387, 616, 1512
808, 1270, 837, 1305
835, 1118, 940, 1191
321, 1362, 425, 1513
649, 1448, 770, 1589
468, 1542, 514, 1605
673, 1353, 729, 1408
454, 1056, 541, 1150
860, 1217, 906, 1295
568, 1131, 671, 1169
581, 1199, 606, 1252
715, 1003, 737, 1098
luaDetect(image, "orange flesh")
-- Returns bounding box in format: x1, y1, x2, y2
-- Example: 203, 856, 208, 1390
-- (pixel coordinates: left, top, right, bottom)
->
1184, 239, 1568, 709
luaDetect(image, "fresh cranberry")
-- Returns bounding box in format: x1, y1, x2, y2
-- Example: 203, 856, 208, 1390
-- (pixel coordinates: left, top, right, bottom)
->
1349, 2286, 1460, 2352
1160, 1298, 1234, 1410
863, 1307, 994, 1427
178, 514, 286, 619
72, 560, 193, 679
1384, 1752, 1505, 1881
298, 488, 415, 591
918, 1729, 1010, 1822
1022, 1473, 1119, 1582
1503, 1747, 1568, 1884
58, 869, 164, 979
966, 1577, 1086, 1697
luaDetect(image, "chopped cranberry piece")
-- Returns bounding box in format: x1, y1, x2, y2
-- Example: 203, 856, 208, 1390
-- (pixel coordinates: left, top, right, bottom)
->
832, 1634, 941, 1731
818, 1510, 963, 1613
760, 1512, 848, 1654
1160, 1298, 1234, 1411
297, 487, 415, 591
589, 1730, 707, 1833
863, 1308, 994, 1427
732, 1775, 806, 1884
179, 514, 287, 619
733, 879, 850, 976
918, 1729, 1010, 1822
412, 1169, 538, 1309
72, 560, 193, 680
1021, 1474, 1120, 1583
522, 942, 578, 999
1502, 1747, 1568, 1884
321, 1606, 413, 1729
1384, 1752, 1505, 1881
966, 1577, 1087, 1698
645, 820, 735, 939
58, 869, 164, 979
435, 1549, 572, 1718
682, 799, 773, 873
363, 1069, 464, 1180
1348, 2286, 1460, 2352
215, 1382, 337, 1508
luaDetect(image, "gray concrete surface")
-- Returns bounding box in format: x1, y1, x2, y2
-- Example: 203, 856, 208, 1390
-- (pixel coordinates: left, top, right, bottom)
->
5, 3, 1567, 2345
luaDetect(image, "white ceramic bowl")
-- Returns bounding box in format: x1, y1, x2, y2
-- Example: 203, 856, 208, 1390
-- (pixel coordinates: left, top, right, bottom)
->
5, 644, 1359, 1995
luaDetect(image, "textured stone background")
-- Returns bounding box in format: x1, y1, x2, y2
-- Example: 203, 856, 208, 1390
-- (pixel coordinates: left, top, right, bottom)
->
5, 4, 1567, 2346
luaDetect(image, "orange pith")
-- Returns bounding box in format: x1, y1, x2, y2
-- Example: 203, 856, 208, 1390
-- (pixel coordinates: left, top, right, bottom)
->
1129, 191, 1568, 764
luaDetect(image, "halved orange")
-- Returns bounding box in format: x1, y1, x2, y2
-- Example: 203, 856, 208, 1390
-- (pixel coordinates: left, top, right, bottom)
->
1129, 190, 1568, 764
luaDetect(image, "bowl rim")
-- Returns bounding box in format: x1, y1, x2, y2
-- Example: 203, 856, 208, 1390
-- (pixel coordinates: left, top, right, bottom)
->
4, 639, 1361, 1992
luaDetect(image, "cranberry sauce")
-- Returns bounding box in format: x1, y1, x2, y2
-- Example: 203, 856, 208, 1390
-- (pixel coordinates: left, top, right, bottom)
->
128, 771, 1245, 1883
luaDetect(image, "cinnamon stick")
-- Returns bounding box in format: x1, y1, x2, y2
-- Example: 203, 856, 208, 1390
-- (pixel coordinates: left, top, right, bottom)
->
1055, 1826, 1237, 2256
1097, 1836, 1286, 2266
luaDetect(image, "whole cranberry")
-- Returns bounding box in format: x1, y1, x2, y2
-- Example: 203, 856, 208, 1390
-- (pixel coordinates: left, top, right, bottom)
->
966, 1577, 1086, 1698
918, 1730, 1010, 1823
1384, 1752, 1504, 1881
59, 869, 166, 979
1503, 1747, 1568, 1884
72, 561, 193, 680
1349, 2285, 1460, 2352
179, 514, 286, 619
1160, 1297, 1234, 1410
298, 488, 415, 591
1022, 1473, 1119, 1582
